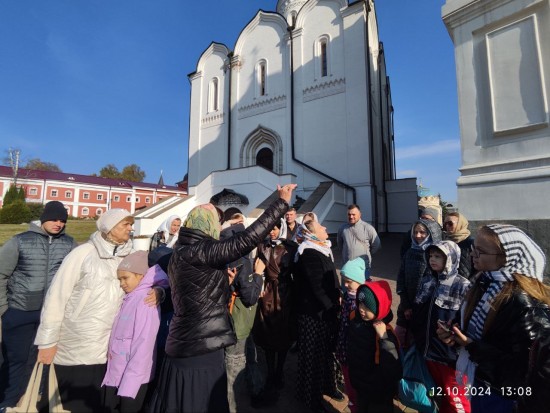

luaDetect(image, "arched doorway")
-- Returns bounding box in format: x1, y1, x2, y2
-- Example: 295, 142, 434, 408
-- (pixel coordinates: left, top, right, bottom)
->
256, 147, 274, 171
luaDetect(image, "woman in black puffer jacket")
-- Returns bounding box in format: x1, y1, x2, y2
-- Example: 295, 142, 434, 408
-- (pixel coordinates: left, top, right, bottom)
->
148, 184, 296, 413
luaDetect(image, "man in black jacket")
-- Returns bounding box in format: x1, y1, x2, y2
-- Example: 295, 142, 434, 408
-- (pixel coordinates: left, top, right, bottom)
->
0, 201, 77, 409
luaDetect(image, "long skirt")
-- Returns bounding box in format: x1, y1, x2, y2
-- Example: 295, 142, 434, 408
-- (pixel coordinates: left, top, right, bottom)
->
148, 349, 229, 413
296, 314, 341, 410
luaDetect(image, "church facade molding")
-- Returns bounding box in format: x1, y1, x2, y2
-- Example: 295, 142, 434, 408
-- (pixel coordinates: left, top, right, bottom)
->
303, 77, 346, 102
237, 94, 287, 119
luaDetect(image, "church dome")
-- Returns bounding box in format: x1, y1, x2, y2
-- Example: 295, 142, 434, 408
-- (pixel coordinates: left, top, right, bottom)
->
276, 0, 308, 25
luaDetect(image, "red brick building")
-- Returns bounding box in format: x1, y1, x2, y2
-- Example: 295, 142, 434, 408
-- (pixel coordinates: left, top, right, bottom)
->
0, 166, 187, 218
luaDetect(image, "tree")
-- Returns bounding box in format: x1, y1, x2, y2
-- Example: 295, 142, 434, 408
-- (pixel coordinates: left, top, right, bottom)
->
0, 201, 31, 224
99, 164, 121, 179
3, 185, 26, 206
120, 164, 145, 182
24, 158, 62, 172
97, 164, 146, 182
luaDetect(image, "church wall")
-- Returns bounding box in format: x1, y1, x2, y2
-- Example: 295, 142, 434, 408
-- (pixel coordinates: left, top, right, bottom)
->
231, 13, 291, 174
188, 47, 230, 188
443, 0, 550, 220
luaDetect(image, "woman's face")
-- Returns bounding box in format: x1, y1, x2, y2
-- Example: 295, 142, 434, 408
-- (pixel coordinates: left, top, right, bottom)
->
311, 221, 329, 241
109, 219, 134, 243
471, 233, 506, 272
269, 226, 281, 240
444, 216, 459, 233
170, 219, 182, 235
413, 224, 429, 244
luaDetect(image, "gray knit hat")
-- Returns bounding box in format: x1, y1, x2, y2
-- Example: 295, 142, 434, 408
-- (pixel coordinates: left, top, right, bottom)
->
118, 251, 149, 275
97, 208, 134, 234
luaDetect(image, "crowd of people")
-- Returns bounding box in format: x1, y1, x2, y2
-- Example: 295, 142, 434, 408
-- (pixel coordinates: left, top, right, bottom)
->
1, 191, 549, 413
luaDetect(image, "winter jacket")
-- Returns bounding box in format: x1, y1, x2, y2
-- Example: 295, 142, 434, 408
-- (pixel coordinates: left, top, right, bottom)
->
465, 288, 550, 394
294, 248, 341, 323
411, 241, 470, 365
347, 282, 401, 403
102, 265, 169, 399
34, 231, 133, 365
0, 223, 76, 316
396, 219, 442, 326
165, 198, 289, 358
337, 219, 381, 265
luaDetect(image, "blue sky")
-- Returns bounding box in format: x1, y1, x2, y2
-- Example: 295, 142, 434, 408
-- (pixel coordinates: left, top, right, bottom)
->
0, 0, 460, 202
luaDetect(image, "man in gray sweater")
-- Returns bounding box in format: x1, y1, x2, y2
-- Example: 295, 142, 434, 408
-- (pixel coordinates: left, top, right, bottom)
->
337, 204, 381, 267
0, 201, 77, 409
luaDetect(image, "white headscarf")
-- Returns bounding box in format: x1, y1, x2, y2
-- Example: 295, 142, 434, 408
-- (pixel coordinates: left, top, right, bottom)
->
157, 214, 181, 248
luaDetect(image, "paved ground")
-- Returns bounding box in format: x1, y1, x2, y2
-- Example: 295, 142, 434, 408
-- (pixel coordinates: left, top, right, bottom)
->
234, 232, 417, 413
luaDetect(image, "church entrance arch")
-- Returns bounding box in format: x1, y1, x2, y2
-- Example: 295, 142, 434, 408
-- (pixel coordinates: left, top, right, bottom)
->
240, 126, 283, 173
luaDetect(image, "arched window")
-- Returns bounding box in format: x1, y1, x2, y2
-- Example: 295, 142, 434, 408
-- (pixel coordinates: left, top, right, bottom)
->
320, 40, 328, 77
208, 78, 219, 112
315, 36, 331, 79
256, 147, 274, 171
256, 60, 267, 97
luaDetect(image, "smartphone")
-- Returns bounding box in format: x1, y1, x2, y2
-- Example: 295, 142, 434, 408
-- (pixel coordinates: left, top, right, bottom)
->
233, 263, 244, 273
437, 320, 451, 332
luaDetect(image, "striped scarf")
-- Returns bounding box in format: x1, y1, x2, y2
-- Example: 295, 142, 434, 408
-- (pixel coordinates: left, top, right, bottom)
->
457, 224, 546, 389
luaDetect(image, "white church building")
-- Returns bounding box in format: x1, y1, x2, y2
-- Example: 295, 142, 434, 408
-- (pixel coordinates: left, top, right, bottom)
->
134, 0, 418, 238
443, 0, 550, 265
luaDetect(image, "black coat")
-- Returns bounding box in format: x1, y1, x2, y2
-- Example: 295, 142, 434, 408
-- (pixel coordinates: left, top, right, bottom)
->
347, 312, 402, 401
294, 249, 341, 323
465, 288, 550, 396
165, 198, 288, 358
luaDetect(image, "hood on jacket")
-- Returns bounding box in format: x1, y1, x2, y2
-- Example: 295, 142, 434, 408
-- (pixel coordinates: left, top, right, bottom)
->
28, 221, 67, 238
425, 240, 461, 278
357, 280, 392, 321
410, 219, 442, 250
89, 231, 133, 259
131, 264, 169, 294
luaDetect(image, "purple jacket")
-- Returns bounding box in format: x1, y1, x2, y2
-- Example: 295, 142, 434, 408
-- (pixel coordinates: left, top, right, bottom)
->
102, 264, 169, 398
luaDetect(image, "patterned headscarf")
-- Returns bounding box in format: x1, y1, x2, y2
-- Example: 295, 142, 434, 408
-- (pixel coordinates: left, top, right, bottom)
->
444, 213, 471, 243
184, 204, 220, 240
294, 222, 333, 261
488, 224, 546, 281
457, 225, 546, 389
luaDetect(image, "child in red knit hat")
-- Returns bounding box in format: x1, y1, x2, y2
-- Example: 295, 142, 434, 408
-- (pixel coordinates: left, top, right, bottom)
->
346, 280, 402, 413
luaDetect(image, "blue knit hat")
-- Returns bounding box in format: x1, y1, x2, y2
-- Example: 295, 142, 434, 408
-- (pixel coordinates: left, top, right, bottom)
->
341, 257, 370, 284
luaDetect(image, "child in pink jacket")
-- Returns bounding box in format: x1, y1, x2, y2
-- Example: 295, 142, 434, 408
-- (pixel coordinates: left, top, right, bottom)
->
102, 251, 169, 413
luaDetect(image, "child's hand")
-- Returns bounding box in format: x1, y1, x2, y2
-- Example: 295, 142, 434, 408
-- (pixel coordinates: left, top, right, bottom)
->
373, 320, 388, 339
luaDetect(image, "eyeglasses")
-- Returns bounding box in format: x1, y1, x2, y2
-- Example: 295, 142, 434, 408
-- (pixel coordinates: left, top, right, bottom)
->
470, 245, 504, 258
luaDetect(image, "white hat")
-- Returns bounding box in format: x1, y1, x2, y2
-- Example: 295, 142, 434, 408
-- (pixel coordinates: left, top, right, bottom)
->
97, 208, 134, 234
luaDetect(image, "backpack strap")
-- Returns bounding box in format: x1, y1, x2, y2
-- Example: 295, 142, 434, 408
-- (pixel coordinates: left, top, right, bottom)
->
228, 291, 238, 315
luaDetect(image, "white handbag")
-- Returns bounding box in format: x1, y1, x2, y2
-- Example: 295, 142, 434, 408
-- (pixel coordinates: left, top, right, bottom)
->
6, 362, 42, 413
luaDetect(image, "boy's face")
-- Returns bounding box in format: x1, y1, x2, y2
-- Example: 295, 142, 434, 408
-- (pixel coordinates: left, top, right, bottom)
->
428, 249, 446, 273
117, 270, 145, 293
413, 224, 429, 244
343, 276, 361, 294
358, 302, 375, 321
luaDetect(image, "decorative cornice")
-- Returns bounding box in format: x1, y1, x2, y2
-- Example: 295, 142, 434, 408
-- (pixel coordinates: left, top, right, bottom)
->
201, 111, 225, 128
238, 95, 287, 119
303, 78, 346, 102
277, 0, 308, 17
